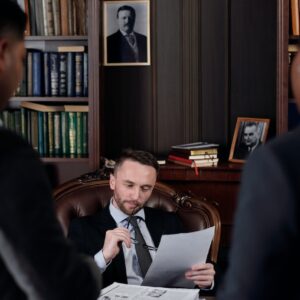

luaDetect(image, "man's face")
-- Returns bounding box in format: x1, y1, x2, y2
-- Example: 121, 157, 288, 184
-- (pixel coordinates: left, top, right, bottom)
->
110, 160, 157, 215
0, 37, 25, 110
243, 125, 259, 147
117, 10, 135, 34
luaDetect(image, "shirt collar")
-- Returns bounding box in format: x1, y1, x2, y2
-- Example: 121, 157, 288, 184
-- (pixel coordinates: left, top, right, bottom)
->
120, 29, 134, 37
109, 198, 145, 224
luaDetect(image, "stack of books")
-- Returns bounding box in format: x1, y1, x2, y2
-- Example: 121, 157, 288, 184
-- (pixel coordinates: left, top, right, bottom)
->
168, 142, 219, 168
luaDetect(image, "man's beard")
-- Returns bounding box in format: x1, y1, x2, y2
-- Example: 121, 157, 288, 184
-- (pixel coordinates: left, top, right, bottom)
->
114, 197, 142, 215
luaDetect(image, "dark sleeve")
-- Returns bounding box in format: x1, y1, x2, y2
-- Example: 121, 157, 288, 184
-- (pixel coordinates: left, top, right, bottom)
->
217, 147, 298, 300
165, 211, 185, 234
68, 217, 93, 256
0, 132, 101, 300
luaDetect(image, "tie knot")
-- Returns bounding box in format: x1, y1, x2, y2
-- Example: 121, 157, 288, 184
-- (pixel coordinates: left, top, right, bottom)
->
126, 34, 135, 46
127, 215, 139, 227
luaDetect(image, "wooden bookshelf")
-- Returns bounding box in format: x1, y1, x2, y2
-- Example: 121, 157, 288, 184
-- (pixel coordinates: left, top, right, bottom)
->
7, 0, 101, 185
26, 36, 88, 41
11, 97, 89, 102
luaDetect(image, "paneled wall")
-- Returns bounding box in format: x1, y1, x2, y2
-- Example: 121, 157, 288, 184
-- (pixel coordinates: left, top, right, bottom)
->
101, 0, 277, 159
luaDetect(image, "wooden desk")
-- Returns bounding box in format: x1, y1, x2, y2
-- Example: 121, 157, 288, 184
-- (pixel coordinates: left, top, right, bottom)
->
158, 162, 243, 248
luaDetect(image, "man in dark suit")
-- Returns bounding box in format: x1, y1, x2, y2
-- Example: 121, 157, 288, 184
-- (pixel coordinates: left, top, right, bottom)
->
234, 122, 262, 160
0, 2, 101, 299
68, 149, 215, 289
107, 5, 147, 63
217, 52, 300, 299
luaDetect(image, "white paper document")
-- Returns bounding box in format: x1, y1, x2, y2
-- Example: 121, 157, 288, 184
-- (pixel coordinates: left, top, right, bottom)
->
142, 226, 215, 288
98, 282, 199, 300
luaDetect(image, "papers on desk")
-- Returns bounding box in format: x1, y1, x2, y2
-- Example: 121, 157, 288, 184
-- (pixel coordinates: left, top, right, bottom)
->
142, 226, 215, 288
98, 282, 199, 300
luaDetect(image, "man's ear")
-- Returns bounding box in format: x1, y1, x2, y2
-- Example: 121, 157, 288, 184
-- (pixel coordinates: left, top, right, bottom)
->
109, 173, 116, 190
0, 39, 8, 73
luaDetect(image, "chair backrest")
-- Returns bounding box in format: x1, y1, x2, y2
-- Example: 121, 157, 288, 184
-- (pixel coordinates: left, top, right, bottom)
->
53, 178, 221, 263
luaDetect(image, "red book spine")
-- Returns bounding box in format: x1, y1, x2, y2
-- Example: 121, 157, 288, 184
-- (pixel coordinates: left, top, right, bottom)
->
168, 154, 194, 164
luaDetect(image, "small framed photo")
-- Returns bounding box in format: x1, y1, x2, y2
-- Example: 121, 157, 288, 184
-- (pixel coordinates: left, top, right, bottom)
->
103, 0, 151, 66
229, 117, 270, 163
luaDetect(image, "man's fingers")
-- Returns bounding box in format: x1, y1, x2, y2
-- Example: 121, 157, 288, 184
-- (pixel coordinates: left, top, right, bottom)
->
106, 228, 132, 247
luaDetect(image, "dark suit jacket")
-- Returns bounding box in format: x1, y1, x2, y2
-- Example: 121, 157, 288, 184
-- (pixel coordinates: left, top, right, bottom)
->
107, 30, 147, 63
218, 126, 300, 299
233, 140, 262, 160
68, 205, 183, 288
0, 128, 100, 300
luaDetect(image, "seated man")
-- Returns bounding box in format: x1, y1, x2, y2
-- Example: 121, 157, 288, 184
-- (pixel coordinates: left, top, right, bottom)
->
68, 149, 215, 289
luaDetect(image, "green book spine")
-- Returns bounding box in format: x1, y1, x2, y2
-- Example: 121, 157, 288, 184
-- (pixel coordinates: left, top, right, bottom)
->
26, 109, 31, 144
76, 112, 82, 156
43, 112, 49, 157
30, 111, 39, 153
68, 112, 77, 156
61, 111, 69, 156
2, 111, 8, 128
37, 111, 44, 156
14, 110, 21, 136
20, 108, 27, 140
82, 112, 88, 156
53, 111, 61, 156
8, 111, 15, 131
48, 112, 54, 157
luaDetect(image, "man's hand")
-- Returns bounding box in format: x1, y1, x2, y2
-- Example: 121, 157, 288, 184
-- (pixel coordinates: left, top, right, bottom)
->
185, 263, 215, 288
102, 228, 132, 264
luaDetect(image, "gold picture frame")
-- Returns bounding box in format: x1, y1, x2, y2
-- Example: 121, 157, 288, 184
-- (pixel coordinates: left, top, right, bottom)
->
229, 117, 270, 163
103, 0, 151, 66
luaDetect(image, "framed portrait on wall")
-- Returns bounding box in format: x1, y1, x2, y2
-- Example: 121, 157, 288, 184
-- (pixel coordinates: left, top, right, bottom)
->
103, 0, 151, 66
229, 117, 270, 163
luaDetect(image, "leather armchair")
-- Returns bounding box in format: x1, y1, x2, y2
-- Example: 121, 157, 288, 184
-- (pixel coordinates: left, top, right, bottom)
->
53, 175, 221, 263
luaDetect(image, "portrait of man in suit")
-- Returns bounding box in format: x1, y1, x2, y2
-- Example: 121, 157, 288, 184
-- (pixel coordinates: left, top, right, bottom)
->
104, 1, 150, 65
229, 118, 270, 162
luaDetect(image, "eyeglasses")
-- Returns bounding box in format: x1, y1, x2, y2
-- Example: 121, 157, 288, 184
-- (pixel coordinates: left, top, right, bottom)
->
125, 216, 157, 252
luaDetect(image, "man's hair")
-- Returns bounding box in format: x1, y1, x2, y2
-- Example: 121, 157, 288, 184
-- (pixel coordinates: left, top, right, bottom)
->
117, 5, 136, 21
244, 122, 258, 131
0, 1, 26, 40
114, 149, 159, 175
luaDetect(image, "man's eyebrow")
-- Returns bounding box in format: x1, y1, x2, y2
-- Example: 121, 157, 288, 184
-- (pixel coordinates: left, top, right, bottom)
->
124, 180, 134, 184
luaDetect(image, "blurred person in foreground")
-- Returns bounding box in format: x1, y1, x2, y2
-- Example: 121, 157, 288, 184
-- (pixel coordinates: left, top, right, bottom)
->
217, 51, 300, 299
0, 1, 101, 299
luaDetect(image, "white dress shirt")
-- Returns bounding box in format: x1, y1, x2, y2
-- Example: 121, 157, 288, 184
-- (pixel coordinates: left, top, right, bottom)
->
94, 199, 156, 285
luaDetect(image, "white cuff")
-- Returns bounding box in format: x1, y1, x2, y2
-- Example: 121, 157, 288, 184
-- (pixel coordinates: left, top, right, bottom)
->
94, 249, 111, 273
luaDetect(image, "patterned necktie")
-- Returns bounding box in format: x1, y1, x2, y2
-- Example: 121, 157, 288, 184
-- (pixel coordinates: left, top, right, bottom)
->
127, 34, 135, 46
128, 216, 152, 277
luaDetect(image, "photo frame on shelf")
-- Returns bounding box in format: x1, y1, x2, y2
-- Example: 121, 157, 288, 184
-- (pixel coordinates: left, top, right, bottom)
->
229, 117, 270, 163
103, 0, 150, 66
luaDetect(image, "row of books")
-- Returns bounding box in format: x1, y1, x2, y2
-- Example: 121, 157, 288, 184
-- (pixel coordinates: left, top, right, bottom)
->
17, 0, 87, 36
0, 102, 88, 158
15, 46, 88, 97
167, 142, 219, 169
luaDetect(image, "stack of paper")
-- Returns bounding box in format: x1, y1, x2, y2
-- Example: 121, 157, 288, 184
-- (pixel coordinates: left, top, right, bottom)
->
98, 282, 199, 300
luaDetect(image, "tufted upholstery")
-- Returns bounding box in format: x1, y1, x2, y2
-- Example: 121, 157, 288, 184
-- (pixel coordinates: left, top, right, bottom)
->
53, 178, 221, 263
